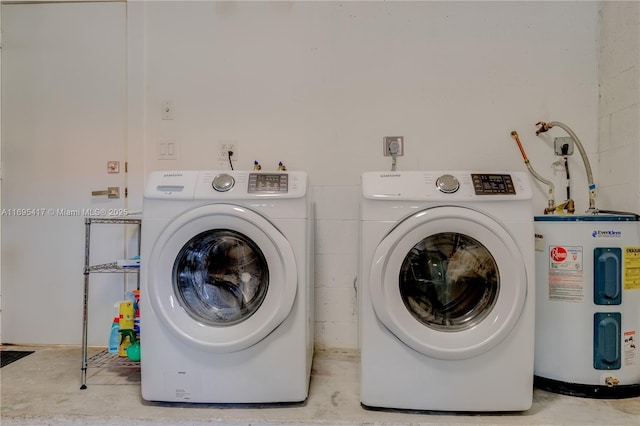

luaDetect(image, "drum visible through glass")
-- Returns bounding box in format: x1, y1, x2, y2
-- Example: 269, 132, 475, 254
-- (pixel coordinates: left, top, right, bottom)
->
399, 232, 499, 332
173, 229, 269, 326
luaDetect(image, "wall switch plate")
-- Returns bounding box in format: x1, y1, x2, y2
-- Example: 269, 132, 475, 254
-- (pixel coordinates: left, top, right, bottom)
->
383, 136, 404, 156
158, 140, 177, 160
554, 137, 574, 155
218, 141, 238, 162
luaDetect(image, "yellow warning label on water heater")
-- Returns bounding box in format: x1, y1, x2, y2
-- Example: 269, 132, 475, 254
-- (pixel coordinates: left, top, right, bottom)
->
624, 247, 640, 290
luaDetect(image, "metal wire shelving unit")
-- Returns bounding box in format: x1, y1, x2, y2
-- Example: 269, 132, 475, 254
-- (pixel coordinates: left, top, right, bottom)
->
80, 217, 141, 389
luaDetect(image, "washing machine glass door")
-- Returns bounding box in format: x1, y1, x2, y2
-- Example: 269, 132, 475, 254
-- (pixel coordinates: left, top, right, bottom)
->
147, 204, 298, 353
370, 206, 528, 360
173, 229, 269, 327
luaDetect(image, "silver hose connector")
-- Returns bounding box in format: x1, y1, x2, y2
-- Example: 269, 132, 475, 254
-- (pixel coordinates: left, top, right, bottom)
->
535, 121, 597, 214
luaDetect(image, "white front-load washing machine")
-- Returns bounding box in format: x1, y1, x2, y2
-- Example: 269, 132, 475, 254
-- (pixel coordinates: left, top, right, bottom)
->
140, 170, 314, 403
359, 171, 535, 411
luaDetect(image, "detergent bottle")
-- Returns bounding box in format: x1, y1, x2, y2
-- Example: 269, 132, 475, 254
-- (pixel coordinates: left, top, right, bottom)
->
118, 301, 135, 357
108, 317, 120, 354
118, 301, 134, 329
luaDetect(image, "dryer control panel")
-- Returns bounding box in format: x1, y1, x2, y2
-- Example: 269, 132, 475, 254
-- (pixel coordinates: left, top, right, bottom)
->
248, 173, 288, 193
199, 170, 305, 199
362, 171, 532, 201
471, 174, 516, 195
144, 170, 307, 200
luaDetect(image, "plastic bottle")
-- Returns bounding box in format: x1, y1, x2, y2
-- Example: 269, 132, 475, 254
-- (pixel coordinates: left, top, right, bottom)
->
134, 317, 141, 341
119, 331, 131, 357
120, 329, 140, 362
132, 289, 140, 318
119, 301, 134, 329
108, 317, 120, 354
132, 289, 141, 340
118, 301, 135, 357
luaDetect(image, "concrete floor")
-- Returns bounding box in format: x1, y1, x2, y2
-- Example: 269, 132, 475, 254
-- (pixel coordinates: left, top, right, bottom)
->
1, 345, 639, 426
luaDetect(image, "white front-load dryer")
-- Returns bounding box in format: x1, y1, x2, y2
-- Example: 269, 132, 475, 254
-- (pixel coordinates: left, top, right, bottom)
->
140, 170, 314, 403
359, 171, 535, 411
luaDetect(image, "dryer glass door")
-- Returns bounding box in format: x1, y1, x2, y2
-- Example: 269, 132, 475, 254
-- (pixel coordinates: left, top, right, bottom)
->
174, 229, 269, 326
399, 232, 499, 332
370, 206, 528, 360
147, 204, 298, 353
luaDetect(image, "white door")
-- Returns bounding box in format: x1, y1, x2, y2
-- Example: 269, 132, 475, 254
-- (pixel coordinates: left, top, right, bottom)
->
1, 2, 130, 345
369, 206, 528, 359
146, 204, 298, 352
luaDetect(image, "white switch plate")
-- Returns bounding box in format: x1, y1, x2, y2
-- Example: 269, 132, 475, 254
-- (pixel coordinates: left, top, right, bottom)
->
158, 140, 177, 160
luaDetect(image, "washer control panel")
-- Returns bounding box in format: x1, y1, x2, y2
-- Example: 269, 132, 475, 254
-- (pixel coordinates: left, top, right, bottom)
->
361, 171, 531, 201
248, 173, 288, 193
146, 170, 307, 200
471, 173, 516, 195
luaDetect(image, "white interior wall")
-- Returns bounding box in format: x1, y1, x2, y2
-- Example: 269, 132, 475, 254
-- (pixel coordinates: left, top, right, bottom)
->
597, 1, 640, 214
140, 1, 600, 349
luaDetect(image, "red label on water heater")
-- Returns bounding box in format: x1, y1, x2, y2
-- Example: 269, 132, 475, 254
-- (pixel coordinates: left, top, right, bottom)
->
548, 245, 584, 302
551, 246, 568, 262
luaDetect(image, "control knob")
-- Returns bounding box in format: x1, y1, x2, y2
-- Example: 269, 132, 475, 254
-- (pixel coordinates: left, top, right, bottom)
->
212, 174, 235, 192
436, 174, 460, 193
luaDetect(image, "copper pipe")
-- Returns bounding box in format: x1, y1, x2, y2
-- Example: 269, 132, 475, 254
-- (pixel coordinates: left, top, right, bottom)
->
511, 130, 556, 213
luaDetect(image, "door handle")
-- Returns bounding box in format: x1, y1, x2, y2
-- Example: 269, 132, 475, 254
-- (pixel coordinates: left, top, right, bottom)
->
91, 187, 120, 199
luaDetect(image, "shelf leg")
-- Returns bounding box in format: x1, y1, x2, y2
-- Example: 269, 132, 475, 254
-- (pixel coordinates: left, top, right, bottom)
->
81, 218, 91, 389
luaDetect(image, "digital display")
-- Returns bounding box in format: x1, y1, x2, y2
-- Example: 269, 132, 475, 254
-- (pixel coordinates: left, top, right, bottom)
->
471, 174, 516, 195
248, 173, 288, 193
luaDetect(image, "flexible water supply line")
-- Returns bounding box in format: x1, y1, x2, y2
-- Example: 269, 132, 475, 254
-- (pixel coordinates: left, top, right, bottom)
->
561, 144, 571, 201
535, 121, 597, 213
510, 131, 556, 213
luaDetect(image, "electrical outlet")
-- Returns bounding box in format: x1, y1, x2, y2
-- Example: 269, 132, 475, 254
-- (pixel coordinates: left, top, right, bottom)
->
554, 137, 574, 155
218, 141, 238, 162
383, 136, 404, 156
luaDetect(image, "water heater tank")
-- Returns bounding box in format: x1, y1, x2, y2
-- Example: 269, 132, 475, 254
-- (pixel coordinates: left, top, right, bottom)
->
534, 214, 640, 398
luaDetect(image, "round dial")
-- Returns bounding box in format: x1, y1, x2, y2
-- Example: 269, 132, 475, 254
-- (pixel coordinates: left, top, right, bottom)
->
212, 174, 235, 192
436, 174, 460, 193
